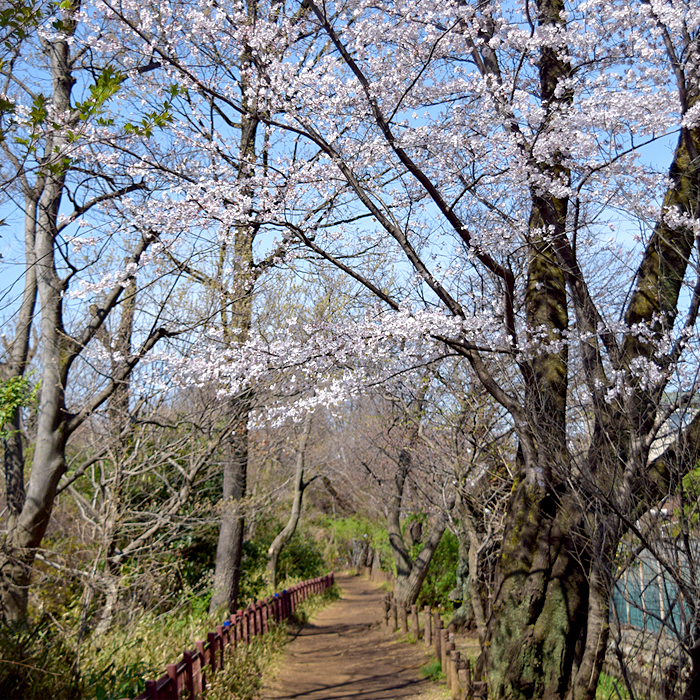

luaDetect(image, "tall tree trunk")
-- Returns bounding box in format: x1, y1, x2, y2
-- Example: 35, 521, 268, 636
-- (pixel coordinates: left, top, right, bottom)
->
208, 1, 261, 610
486, 486, 588, 700
2, 192, 38, 541
210, 399, 250, 614
483, 0, 580, 692
267, 414, 313, 589
0, 23, 75, 620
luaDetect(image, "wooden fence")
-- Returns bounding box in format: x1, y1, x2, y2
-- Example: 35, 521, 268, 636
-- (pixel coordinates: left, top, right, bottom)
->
121, 573, 335, 700
381, 590, 487, 700
376, 572, 683, 700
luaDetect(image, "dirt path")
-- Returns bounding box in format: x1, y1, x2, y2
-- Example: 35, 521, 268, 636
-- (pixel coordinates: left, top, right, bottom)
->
261, 574, 445, 700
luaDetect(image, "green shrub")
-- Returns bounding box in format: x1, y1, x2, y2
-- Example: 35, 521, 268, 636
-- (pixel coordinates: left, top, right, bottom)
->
322, 515, 390, 567
238, 524, 326, 603
416, 530, 459, 609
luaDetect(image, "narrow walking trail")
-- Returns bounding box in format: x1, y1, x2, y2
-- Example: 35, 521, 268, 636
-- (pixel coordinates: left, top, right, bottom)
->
261, 574, 444, 700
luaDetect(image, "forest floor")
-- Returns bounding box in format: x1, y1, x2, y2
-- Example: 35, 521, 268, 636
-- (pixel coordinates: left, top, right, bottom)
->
261, 573, 448, 700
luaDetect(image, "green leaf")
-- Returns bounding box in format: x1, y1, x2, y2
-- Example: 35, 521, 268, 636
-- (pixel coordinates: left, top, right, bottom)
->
30, 93, 48, 125
0, 375, 39, 438
0, 96, 16, 115
74, 67, 124, 120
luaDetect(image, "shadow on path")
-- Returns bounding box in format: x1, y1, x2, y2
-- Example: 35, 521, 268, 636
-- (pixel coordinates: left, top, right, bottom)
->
262, 574, 442, 700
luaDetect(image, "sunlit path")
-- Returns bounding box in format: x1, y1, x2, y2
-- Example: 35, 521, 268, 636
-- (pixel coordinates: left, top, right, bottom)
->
261, 574, 443, 700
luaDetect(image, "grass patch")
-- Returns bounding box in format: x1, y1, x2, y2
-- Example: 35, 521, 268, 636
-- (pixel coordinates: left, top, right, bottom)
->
420, 658, 444, 682
596, 671, 631, 700
80, 597, 219, 700
206, 624, 288, 700
289, 583, 341, 627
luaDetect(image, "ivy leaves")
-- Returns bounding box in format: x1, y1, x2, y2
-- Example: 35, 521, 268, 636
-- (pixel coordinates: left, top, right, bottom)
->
0, 375, 38, 439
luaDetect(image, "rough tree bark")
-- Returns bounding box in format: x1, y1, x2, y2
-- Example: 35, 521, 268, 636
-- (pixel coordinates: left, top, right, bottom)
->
484, 2, 700, 697
299, 1, 700, 696
483, 0, 581, 692
210, 397, 251, 614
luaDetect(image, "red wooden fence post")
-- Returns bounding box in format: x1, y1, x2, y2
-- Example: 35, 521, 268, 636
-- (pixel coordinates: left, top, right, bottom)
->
167, 663, 179, 700
145, 680, 158, 700
231, 616, 237, 646
254, 602, 261, 635
248, 604, 254, 636
183, 650, 195, 700
208, 632, 218, 673
195, 641, 206, 696
215, 626, 225, 668
236, 610, 243, 644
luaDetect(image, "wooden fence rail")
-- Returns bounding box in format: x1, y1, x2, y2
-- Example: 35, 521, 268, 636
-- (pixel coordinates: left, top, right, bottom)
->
380, 589, 486, 700
121, 573, 335, 700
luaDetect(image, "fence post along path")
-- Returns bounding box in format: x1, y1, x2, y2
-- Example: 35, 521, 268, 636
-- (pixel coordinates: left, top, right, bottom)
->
382, 586, 490, 700
119, 573, 334, 700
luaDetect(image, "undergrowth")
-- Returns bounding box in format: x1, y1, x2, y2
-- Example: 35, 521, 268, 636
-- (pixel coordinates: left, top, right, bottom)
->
595, 671, 631, 700
206, 624, 288, 700
0, 579, 338, 700
79, 596, 220, 700
0, 618, 79, 700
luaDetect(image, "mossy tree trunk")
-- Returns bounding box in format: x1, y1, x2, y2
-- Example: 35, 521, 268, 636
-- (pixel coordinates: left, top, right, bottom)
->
484, 2, 700, 695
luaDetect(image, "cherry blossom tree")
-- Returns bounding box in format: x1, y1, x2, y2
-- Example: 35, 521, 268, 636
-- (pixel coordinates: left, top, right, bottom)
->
256, 3, 699, 698
84, 0, 700, 696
